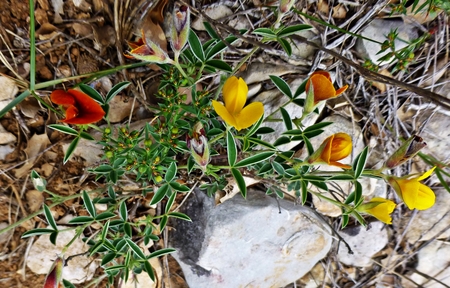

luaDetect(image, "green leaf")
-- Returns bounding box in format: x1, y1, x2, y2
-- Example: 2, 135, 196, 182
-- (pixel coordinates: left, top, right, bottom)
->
95, 212, 116, 221
435, 169, 450, 193
101, 220, 110, 241
235, 151, 275, 168
304, 122, 333, 133
354, 181, 363, 205
62, 279, 76, 288
227, 130, 237, 167
169, 181, 190, 192
270, 75, 292, 99
341, 214, 349, 229
106, 81, 131, 104
293, 79, 308, 98
83, 190, 97, 218
124, 223, 132, 237
301, 180, 308, 205
125, 238, 146, 260
205, 60, 232, 72
48, 124, 78, 136
203, 22, 219, 39
148, 248, 177, 259
273, 136, 291, 146
280, 107, 292, 130
68, 216, 94, 224
49, 231, 58, 245
252, 27, 276, 37
64, 136, 80, 164
231, 168, 246, 198
165, 162, 177, 182
79, 84, 104, 103
150, 183, 170, 205
271, 162, 285, 175
101, 252, 116, 266
205, 35, 238, 59
277, 24, 312, 38
119, 201, 128, 221
328, 174, 355, 181
188, 30, 205, 62
165, 191, 177, 214
255, 127, 275, 134
44, 205, 58, 230
93, 165, 114, 173
79, 131, 94, 141
248, 137, 276, 150
353, 146, 369, 179
22, 228, 55, 238
144, 260, 155, 282
168, 212, 192, 221
278, 37, 292, 56
160, 215, 168, 231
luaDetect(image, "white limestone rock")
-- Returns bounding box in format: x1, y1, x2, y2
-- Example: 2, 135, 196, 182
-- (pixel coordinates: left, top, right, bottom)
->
337, 221, 389, 267
170, 189, 332, 288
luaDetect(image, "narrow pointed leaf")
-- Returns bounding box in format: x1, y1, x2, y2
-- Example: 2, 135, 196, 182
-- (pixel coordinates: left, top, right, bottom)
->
235, 151, 275, 168
231, 168, 246, 198
227, 130, 237, 167
270, 75, 292, 99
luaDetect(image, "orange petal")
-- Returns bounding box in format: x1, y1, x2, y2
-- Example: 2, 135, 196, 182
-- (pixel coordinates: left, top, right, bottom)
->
307, 74, 337, 103
335, 85, 348, 97
222, 76, 247, 115
63, 105, 79, 121
212, 100, 237, 129
319, 135, 334, 164
329, 133, 352, 161
64, 89, 105, 124
50, 90, 76, 106
329, 161, 351, 169
311, 70, 332, 81
234, 102, 264, 131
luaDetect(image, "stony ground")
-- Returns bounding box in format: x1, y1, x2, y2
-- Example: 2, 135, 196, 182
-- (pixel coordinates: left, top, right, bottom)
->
0, 0, 449, 287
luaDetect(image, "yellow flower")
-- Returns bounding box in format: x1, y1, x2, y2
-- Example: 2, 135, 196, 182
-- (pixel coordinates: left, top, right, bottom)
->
387, 167, 436, 210
357, 197, 396, 224
212, 76, 264, 131
307, 133, 352, 168
305, 71, 348, 105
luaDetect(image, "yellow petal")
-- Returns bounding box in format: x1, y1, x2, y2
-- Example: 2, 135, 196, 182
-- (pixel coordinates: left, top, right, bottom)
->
320, 134, 334, 163
223, 76, 248, 115
397, 179, 419, 210
307, 74, 337, 103
234, 102, 264, 131
414, 183, 435, 210
417, 166, 436, 181
212, 100, 237, 128
329, 133, 352, 161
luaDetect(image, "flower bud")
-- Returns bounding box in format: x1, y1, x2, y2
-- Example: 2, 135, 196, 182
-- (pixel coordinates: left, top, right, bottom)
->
44, 256, 64, 288
384, 135, 426, 169
125, 30, 173, 64
279, 0, 295, 14
171, 5, 190, 54
356, 197, 396, 224
186, 122, 210, 171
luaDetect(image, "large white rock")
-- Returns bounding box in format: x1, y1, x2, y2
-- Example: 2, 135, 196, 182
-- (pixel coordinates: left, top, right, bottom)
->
337, 221, 389, 267
170, 189, 332, 288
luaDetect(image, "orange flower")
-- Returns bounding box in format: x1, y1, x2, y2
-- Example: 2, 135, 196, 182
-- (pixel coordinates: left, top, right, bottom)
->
44, 256, 64, 288
51, 89, 105, 124
307, 133, 352, 168
305, 71, 348, 104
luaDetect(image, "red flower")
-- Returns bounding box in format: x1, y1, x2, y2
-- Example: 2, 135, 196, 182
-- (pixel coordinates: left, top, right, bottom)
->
50, 89, 105, 124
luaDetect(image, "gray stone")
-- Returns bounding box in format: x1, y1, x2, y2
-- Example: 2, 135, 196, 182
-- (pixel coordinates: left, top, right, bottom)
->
405, 188, 450, 243
404, 240, 450, 288
356, 19, 418, 65
337, 221, 389, 267
170, 189, 332, 288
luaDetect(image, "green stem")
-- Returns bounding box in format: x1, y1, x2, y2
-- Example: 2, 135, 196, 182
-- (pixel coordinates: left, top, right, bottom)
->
173, 61, 190, 82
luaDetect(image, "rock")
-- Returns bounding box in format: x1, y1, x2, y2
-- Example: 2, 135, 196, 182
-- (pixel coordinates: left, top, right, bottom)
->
303, 115, 387, 217
405, 188, 450, 243
27, 226, 98, 283
170, 189, 332, 288
0, 124, 16, 145
287, 29, 321, 65
337, 221, 389, 267
403, 240, 450, 288
356, 19, 418, 65
238, 62, 302, 85
0, 76, 18, 112
192, 4, 233, 31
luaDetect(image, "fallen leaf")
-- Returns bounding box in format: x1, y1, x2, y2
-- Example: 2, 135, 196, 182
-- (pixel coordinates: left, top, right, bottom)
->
14, 133, 50, 178
332, 4, 347, 19
26, 190, 44, 213
371, 69, 391, 92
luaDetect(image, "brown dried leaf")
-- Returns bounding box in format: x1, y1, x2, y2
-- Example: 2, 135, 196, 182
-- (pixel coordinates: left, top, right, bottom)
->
332, 4, 346, 19
14, 133, 50, 178
371, 69, 391, 92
